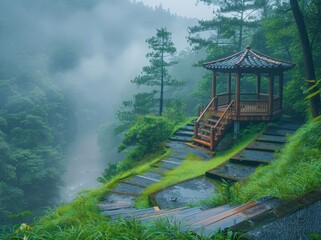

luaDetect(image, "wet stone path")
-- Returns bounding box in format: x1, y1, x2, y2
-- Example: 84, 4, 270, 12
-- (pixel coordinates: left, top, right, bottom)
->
98, 121, 309, 237
99, 123, 212, 220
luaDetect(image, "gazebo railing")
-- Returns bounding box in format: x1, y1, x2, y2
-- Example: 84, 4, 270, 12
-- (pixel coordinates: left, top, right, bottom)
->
240, 100, 269, 114
216, 93, 269, 108
210, 100, 235, 150
194, 97, 216, 138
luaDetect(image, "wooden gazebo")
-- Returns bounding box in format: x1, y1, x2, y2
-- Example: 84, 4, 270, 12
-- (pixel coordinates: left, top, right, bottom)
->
193, 46, 295, 151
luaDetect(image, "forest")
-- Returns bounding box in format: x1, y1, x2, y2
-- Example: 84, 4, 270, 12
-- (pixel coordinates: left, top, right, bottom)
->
1, 0, 321, 239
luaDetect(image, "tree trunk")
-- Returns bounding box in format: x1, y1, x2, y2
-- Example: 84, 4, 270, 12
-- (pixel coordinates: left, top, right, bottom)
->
290, 0, 321, 117
160, 36, 164, 116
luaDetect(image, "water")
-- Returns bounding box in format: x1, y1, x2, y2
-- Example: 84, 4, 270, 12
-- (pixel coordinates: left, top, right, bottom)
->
59, 131, 105, 203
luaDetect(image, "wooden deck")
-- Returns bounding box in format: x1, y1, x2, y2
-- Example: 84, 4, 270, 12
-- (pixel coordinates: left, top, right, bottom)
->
193, 93, 282, 152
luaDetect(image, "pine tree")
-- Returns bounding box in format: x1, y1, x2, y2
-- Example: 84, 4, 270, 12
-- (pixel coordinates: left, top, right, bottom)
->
132, 27, 180, 116
188, 0, 264, 54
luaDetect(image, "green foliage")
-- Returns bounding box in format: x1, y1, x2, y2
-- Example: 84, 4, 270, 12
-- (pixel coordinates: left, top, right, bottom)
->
0, 165, 237, 240
118, 116, 173, 159
232, 120, 321, 203
0, 63, 75, 226
163, 99, 188, 125
189, 0, 263, 53
115, 92, 158, 135
131, 27, 182, 116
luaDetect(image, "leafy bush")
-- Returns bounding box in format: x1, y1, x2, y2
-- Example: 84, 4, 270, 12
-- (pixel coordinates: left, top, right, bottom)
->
118, 116, 173, 160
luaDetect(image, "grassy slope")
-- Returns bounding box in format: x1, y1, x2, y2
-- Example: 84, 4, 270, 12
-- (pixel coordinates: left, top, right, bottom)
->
135, 131, 260, 208
232, 119, 321, 203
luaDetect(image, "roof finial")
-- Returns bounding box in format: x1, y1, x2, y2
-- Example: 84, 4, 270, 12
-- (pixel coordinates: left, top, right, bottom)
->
246, 46, 251, 50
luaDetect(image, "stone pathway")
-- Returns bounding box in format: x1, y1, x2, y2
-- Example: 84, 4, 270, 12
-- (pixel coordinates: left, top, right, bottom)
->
98, 121, 319, 238
98, 123, 212, 219
206, 122, 301, 182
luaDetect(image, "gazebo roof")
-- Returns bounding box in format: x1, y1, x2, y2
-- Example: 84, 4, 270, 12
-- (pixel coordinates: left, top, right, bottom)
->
203, 46, 295, 73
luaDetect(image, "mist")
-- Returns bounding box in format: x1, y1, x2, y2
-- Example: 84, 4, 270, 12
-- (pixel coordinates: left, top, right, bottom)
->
0, 0, 197, 203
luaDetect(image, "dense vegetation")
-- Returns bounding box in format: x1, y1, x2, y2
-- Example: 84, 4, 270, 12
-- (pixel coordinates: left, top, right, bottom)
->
0, 57, 76, 225
1, 0, 321, 239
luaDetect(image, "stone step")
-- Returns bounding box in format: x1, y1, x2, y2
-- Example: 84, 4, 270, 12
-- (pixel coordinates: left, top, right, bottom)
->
174, 130, 194, 137
206, 162, 257, 181
160, 160, 180, 170
122, 175, 157, 188
170, 135, 193, 142
185, 204, 233, 225
246, 141, 284, 152
264, 127, 296, 136
256, 134, 287, 143
175, 207, 207, 220
111, 183, 145, 196
273, 122, 302, 130
236, 189, 321, 240
102, 193, 135, 204
139, 172, 162, 181
195, 198, 281, 236
103, 207, 158, 220
98, 202, 134, 211
163, 157, 184, 164
149, 166, 170, 175
152, 176, 217, 209
230, 149, 275, 165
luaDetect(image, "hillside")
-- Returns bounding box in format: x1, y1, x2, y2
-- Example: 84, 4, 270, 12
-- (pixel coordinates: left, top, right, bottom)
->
1, 119, 320, 239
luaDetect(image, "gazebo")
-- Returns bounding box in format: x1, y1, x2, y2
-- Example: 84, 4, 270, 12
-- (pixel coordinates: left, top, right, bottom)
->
193, 46, 295, 152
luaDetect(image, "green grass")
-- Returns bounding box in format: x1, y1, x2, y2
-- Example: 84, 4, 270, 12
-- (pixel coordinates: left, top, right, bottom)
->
134, 130, 262, 208
231, 119, 321, 204
1, 123, 263, 240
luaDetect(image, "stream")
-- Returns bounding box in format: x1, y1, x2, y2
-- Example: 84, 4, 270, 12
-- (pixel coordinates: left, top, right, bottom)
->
59, 131, 105, 203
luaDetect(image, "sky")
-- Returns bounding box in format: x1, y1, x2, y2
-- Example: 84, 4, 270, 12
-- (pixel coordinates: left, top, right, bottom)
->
134, 0, 213, 19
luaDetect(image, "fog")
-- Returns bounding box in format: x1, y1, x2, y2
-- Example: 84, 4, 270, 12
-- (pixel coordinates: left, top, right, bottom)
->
0, 0, 197, 201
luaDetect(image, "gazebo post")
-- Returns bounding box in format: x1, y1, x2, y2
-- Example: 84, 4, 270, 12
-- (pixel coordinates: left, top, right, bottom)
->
212, 71, 217, 110
269, 73, 274, 116
279, 72, 283, 110
235, 72, 241, 116
234, 72, 241, 134
256, 74, 261, 100
227, 72, 231, 103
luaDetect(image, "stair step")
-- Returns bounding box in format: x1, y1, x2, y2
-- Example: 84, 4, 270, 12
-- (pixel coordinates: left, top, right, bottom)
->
112, 183, 145, 196
273, 122, 302, 130
246, 141, 283, 152
193, 138, 211, 147
170, 136, 193, 142
230, 149, 276, 165
186, 204, 233, 225
160, 161, 180, 170
264, 127, 295, 136
98, 203, 134, 211
174, 130, 194, 137
139, 172, 162, 181
196, 198, 279, 236
256, 134, 287, 143
197, 133, 211, 141
180, 125, 194, 131
206, 162, 257, 181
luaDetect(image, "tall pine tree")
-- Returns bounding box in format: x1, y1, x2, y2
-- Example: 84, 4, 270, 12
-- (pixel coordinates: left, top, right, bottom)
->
189, 0, 264, 55
132, 27, 180, 116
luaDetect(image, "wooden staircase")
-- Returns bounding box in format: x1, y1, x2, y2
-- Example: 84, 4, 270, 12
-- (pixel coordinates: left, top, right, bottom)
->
193, 98, 235, 152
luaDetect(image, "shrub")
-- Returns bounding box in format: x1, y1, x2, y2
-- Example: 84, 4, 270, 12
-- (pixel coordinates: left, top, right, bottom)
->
118, 116, 173, 160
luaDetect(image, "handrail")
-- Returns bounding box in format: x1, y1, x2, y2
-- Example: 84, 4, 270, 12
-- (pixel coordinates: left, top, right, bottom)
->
196, 97, 216, 123
213, 100, 235, 130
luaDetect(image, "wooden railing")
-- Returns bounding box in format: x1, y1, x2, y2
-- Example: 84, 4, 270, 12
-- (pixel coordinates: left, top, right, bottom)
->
216, 93, 230, 106
240, 100, 269, 114
210, 100, 235, 150
194, 97, 216, 138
